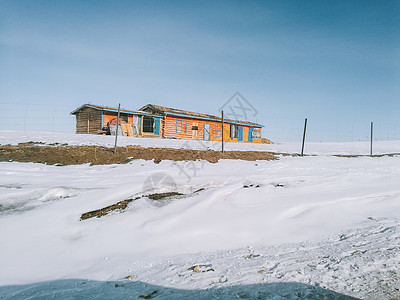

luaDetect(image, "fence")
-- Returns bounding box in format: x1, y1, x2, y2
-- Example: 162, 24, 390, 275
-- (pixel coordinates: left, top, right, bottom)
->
1, 101, 400, 144
0, 102, 76, 133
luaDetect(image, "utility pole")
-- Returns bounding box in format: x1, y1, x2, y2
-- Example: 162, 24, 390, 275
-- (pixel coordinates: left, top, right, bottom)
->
221, 110, 224, 153
301, 118, 307, 156
370, 122, 373, 157
114, 103, 121, 154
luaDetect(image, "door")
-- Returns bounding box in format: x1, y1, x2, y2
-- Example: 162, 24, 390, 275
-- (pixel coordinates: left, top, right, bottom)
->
192, 122, 199, 139
154, 118, 161, 135
203, 123, 210, 141
132, 115, 140, 136
248, 128, 253, 142
238, 126, 243, 141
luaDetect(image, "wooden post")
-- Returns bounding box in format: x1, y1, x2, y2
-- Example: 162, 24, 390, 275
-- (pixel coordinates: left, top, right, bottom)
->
370, 122, 373, 157
114, 103, 121, 154
87, 119, 90, 134
301, 118, 307, 156
221, 110, 224, 153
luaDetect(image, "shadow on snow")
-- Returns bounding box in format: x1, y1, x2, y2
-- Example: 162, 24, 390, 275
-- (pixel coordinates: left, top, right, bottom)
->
0, 279, 360, 299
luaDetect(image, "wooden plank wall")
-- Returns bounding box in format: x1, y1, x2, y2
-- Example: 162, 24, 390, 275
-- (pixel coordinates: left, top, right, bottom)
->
163, 115, 262, 143
103, 113, 132, 127
75, 107, 102, 134
103, 113, 117, 127
164, 116, 196, 139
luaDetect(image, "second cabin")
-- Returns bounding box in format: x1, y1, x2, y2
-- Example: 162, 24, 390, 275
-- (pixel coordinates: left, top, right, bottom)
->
71, 104, 264, 143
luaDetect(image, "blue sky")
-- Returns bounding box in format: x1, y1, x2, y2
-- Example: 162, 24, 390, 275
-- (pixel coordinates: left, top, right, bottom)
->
1, 0, 399, 142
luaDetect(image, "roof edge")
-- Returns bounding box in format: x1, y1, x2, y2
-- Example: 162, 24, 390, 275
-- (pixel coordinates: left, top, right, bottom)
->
71, 104, 152, 116
70, 104, 103, 115
141, 104, 263, 127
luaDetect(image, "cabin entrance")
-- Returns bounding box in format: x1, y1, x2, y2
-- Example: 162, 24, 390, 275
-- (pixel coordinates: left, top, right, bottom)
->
192, 122, 199, 139
203, 123, 210, 141
238, 126, 243, 141
142, 116, 154, 133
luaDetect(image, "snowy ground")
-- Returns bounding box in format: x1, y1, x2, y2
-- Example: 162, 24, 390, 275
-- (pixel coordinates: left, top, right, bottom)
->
0, 131, 399, 299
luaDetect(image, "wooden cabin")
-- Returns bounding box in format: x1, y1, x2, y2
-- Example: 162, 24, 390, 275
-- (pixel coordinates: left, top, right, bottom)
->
139, 104, 263, 143
70, 104, 162, 137
71, 103, 263, 143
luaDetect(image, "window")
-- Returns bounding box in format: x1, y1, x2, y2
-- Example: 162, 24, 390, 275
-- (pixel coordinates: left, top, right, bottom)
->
176, 120, 187, 133
120, 113, 128, 123
143, 116, 154, 133
252, 128, 261, 139
213, 125, 222, 137
230, 124, 238, 138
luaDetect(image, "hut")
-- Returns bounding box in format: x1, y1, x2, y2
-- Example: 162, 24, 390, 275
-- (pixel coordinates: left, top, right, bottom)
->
70, 104, 161, 137
71, 103, 264, 143
139, 104, 263, 143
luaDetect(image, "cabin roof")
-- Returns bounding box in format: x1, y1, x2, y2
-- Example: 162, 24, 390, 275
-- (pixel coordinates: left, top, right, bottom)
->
70, 104, 152, 116
140, 104, 264, 127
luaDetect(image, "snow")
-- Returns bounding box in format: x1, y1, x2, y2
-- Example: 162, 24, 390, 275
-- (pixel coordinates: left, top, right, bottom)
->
0, 130, 399, 299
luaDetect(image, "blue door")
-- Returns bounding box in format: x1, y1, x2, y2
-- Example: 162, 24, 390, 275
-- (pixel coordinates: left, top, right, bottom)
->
248, 128, 253, 142
203, 123, 210, 141
238, 126, 243, 141
154, 118, 161, 135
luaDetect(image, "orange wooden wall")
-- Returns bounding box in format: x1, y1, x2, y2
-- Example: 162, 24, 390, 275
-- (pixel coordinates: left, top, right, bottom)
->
102, 112, 262, 142
103, 112, 133, 127
163, 115, 261, 143
103, 113, 117, 127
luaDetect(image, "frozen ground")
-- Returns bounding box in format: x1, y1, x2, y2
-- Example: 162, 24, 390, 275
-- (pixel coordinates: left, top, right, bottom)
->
0, 131, 399, 299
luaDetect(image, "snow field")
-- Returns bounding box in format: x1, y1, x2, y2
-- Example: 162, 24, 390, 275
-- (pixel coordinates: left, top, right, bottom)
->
0, 130, 399, 299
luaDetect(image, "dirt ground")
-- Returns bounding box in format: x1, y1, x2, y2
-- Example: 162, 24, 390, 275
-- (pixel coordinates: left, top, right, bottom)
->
0, 142, 281, 165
